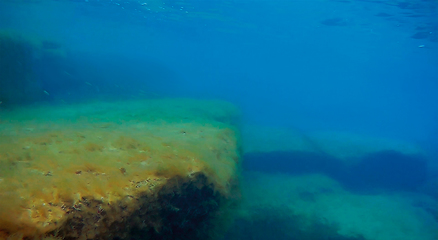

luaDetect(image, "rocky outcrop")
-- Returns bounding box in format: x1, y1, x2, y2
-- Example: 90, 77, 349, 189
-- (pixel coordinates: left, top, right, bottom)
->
0, 99, 241, 239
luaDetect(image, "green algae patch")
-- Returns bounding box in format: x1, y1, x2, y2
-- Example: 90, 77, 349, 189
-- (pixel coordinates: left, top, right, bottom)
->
0, 99, 241, 239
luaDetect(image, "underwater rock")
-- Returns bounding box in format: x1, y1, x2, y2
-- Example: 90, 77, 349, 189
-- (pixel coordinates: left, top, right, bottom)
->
243, 151, 345, 177
0, 33, 44, 105
0, 99, 241, 240
308, 131, 425, 162
0, 33, 67, 106
243, 149, 428, 192
343, 150, 428, 191
242, 126, 429, 192
235, 172, 438, 240
242, 126, 425, 161
224, 205, 366, 240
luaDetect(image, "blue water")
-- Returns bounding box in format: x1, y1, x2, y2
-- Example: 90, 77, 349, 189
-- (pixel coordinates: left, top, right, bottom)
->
1, 0, 438, 239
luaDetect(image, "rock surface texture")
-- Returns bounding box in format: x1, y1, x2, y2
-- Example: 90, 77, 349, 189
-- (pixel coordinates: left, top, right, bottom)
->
0, 99, 241, 240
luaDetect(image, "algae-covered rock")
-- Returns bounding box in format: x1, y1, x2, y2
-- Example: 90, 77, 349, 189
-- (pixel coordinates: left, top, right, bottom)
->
0, 99, 241, 239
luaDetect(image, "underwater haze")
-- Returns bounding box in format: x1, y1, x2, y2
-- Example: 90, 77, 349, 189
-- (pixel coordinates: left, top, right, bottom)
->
1, 0, 438, 239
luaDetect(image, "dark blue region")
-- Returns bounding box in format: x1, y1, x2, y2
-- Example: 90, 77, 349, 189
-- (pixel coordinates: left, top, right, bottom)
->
223, 206, 366, 240
243, 150, 429, 193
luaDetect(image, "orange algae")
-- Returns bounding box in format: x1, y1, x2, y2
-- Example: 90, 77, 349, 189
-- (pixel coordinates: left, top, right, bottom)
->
0, 99, 241, 239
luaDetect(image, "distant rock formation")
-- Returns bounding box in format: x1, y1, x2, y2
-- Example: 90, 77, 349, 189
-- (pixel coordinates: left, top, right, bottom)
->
0, 32, 43, 105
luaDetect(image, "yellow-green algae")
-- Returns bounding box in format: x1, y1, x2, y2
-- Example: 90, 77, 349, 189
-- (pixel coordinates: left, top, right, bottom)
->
0, 98, 241, 239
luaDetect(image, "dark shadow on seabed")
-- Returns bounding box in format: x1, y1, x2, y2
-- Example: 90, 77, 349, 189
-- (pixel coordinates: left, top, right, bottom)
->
243, 150, 429, 193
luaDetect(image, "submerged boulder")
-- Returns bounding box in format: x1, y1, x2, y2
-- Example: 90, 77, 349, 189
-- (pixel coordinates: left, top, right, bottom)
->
0, 99, 241, 239
242, 126, 429, 192
0, 32, 42, 105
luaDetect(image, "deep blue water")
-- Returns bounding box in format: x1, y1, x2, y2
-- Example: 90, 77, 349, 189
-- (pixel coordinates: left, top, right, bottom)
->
1, 0, 438, 239
1, 0, 437, 142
